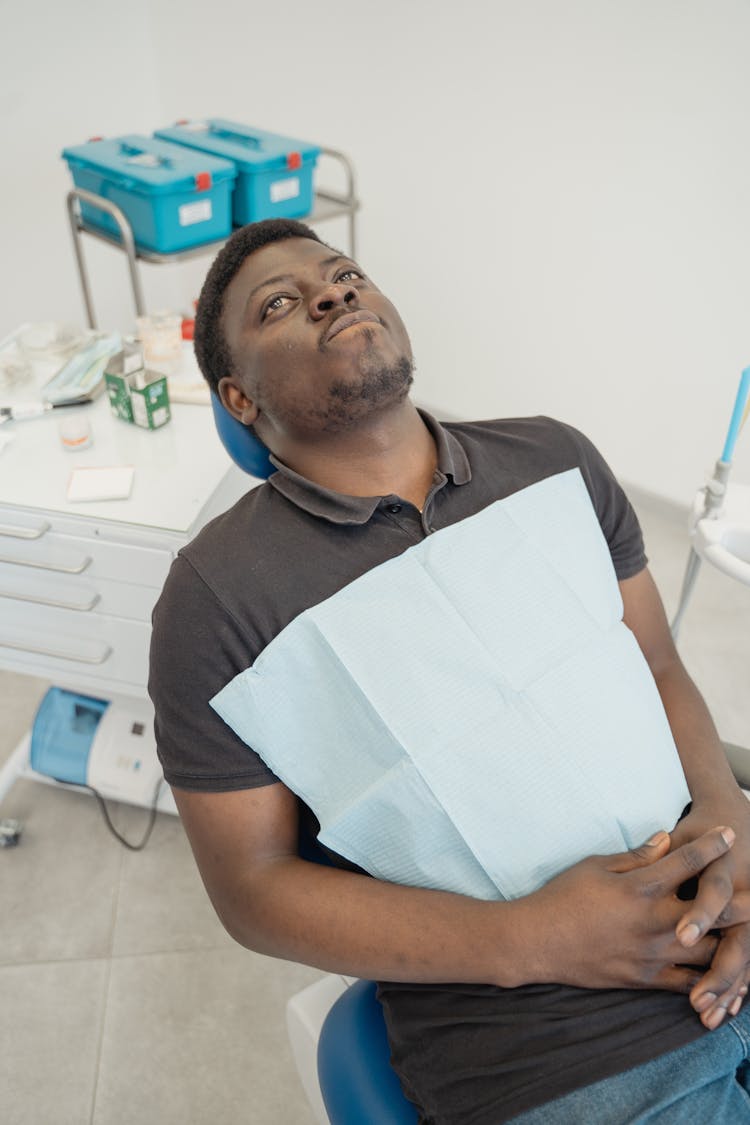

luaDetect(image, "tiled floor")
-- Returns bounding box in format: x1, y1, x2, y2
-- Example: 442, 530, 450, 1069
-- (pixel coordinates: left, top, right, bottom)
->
0, 678, 322, 1125
1, 488, 749, 1125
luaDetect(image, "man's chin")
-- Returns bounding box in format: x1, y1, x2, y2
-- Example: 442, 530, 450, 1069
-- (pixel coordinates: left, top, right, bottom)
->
318, 355, 414, 430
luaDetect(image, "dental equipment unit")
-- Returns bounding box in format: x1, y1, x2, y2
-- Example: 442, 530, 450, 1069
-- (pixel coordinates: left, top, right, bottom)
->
671, 367, 750, 639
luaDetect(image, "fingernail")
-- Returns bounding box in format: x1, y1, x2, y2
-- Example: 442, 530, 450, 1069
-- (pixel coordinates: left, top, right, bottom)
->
730, 996, 743, 1017
706, 1007, 726, 1029
677, 922, 701, 946
645, 830, 668, 845
721, 827, 736, 846
694, 992, 717, 1012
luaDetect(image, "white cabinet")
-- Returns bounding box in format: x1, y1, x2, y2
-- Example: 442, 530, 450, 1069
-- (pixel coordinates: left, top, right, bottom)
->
0, 389, 254, 808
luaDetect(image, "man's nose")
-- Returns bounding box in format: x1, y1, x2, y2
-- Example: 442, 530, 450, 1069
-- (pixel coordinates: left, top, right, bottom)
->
308, 282, 358, 320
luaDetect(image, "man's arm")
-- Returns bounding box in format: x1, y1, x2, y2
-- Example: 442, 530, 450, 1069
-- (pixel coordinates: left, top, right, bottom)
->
173, 776, 732, 991
620, 567, 750, 1027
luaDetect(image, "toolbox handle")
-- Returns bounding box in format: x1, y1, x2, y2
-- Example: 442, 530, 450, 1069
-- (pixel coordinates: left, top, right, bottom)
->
118, 141, 174, 172
208, 126, 262, 150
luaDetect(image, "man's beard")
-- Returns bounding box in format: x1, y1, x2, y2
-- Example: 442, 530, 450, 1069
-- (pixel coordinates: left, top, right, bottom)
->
314, 334, 414, 431
327, 354, 412, 413
255, 332, 415, 435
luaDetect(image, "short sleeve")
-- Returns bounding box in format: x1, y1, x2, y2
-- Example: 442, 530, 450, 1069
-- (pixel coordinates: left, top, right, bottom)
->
556, 421, 647, 580
148, 553, 278, 792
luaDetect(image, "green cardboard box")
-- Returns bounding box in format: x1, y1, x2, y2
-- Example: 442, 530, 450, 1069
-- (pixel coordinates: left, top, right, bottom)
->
130, 370, 171, 430
104, 348, 171, 430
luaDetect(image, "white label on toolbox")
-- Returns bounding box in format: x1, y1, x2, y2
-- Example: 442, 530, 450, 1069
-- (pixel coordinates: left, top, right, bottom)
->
270, 176, 300, 203
179, 200, 213, 226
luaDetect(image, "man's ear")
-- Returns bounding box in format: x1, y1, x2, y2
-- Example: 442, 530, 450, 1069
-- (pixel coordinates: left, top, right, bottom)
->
217, 377, 260, 426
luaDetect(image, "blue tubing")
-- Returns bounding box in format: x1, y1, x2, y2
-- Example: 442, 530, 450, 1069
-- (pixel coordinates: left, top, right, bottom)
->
721, 367, 750, 463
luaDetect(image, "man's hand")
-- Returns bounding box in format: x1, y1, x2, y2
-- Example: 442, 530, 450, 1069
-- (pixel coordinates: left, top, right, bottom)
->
521, 825, 737, 994
670, 794, 750, 1029
618, 568, 750, 1029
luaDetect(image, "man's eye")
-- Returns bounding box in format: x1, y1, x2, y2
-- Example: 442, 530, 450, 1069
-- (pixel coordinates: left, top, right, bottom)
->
262, 295, 291, 319
336, 268, 363, 283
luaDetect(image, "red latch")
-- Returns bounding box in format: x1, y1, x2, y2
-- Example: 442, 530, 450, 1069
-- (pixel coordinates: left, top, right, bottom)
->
195, 171, 212, 192
286, 151, 302, 170
88, 136, 104, 142
176, 118, 189, 125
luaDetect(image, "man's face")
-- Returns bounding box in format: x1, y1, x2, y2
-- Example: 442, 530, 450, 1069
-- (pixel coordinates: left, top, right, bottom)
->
220, 238, 414, 437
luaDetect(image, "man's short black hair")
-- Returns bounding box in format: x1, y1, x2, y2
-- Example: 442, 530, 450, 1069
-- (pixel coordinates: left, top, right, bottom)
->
194, 218, 325, 394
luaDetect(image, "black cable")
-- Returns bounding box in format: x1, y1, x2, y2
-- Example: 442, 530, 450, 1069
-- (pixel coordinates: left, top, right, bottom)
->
81, 780, 163, 851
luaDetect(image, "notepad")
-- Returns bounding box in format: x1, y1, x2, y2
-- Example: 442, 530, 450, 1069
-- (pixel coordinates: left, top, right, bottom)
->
66, 465, 134, 502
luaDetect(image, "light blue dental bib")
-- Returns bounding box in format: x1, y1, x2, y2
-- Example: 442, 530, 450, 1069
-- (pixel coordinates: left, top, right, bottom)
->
211, 469, 689, 901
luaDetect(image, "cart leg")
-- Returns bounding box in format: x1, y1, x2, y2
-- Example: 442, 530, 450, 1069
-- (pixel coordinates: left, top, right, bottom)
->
0, 732, 31, 808
66, 192, 98, 330
671, 547, 703, 641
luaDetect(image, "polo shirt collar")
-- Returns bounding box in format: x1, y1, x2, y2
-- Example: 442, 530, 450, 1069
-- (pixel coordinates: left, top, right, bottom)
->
267, 409, 472, 525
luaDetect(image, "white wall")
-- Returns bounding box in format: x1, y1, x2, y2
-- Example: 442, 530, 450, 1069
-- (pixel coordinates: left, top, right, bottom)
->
3, 0, 750, 502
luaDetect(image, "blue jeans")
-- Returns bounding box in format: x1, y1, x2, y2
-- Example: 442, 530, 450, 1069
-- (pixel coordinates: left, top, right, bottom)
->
508, 1007, 750, 1123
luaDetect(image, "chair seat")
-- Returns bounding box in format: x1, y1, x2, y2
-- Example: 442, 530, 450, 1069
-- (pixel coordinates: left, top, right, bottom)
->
317, 979, 419, 1124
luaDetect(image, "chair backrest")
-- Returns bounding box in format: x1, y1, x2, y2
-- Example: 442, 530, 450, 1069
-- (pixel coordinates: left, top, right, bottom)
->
211, 392, 274, 479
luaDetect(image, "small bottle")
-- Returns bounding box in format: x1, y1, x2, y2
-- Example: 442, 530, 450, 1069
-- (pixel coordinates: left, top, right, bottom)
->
58, 413, 92, 452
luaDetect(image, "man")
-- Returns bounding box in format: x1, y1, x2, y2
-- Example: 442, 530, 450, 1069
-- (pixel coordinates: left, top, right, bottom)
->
149, 218, 750, 1122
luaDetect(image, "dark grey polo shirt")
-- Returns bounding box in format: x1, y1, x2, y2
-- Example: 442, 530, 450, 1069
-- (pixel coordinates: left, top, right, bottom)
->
149, 412, 707, 1124
150, 412, 646, 792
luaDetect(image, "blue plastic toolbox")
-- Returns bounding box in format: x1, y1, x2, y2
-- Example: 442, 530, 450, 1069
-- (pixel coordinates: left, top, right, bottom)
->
62, 134, 236, 253
153, 119, 320, 225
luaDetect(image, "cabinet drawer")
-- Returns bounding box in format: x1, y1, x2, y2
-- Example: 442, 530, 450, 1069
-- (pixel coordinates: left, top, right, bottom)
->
0, 564, 160, 622
0, 529, 172, 588
0, 607, 150, 688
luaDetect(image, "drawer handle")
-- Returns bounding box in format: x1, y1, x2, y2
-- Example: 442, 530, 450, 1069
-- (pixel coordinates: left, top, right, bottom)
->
0, 588, 100, 612
0, 636, 112, 665
0, 520, 51, 540
0, 552, 92, 575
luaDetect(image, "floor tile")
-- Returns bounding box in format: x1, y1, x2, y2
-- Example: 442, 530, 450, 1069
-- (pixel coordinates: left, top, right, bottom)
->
93, 946, 322, 1125
0, 780, 122, 965
0, 958, 108, 1125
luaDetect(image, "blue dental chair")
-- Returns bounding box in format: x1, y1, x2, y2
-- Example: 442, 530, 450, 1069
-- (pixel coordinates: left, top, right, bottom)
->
211, 395, 419, 1124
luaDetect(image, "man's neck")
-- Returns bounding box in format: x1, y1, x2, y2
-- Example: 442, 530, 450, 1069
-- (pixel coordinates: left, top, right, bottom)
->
272, 401, 438, 510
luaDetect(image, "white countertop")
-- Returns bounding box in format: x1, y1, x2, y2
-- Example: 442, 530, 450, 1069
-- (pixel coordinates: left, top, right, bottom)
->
0, 337, 250, 534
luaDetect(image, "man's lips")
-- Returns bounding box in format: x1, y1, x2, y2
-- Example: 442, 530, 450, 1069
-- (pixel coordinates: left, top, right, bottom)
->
323, 310, 381, 344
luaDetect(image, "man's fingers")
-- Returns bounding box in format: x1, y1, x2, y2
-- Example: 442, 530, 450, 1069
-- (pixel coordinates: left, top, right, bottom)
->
690, 926, 750, 1028
632, 826, 735, 897
606, 829, 671, 873
675, 855, 735, 948
656, 964, 704, 994
712, 891, 750, 929
676, 933, 720, 967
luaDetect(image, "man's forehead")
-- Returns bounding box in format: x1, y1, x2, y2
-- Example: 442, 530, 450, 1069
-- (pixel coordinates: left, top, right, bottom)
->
230, 237, 343, 297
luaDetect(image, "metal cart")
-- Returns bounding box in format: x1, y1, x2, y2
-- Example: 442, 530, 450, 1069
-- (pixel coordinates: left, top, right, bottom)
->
65, 146, 360, 329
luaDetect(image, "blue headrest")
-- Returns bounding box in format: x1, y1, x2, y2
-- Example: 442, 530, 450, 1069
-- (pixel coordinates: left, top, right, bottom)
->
211, 392, 274, 479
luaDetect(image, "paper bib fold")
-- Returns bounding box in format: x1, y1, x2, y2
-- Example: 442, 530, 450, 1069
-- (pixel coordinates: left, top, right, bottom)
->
211, 469, 689, 900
